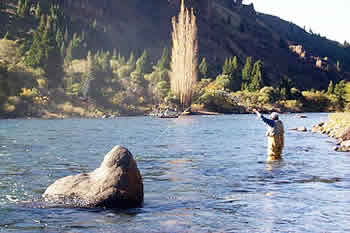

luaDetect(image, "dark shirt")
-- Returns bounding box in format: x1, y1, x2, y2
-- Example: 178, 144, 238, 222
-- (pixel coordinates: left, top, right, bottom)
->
260, 114, 275, 128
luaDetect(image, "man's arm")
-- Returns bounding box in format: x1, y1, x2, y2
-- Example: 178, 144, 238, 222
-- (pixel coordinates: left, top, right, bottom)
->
253, 109, 275, 128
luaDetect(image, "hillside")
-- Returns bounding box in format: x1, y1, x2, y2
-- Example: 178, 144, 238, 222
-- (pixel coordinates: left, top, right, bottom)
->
2, 0, 349, 87
0, 0, 350, 118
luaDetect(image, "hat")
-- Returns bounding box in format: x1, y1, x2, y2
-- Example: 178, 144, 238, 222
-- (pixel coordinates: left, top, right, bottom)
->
270, 112, 279, 120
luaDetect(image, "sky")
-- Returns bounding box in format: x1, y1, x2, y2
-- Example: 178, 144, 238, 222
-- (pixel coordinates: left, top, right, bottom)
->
244, 0, 350, 44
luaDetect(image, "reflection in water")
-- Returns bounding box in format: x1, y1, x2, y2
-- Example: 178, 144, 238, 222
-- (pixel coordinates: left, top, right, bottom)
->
265, 160, 285, 172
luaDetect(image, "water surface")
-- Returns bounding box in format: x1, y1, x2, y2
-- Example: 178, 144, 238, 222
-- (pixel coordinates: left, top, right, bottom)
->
1, 113, 350, 232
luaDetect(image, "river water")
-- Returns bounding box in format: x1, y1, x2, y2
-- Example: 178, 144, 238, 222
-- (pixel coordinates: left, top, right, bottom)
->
1, 113, 350, 232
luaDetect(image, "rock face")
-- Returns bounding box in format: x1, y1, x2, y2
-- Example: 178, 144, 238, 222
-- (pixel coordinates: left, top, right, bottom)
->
43, 146, 143, 208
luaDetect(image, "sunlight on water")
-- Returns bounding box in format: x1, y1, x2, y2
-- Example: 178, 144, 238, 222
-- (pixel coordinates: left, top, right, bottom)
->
1, 113, 350, 232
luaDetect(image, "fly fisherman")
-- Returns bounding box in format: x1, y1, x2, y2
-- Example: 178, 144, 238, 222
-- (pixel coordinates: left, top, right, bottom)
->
253, 109, 284, 161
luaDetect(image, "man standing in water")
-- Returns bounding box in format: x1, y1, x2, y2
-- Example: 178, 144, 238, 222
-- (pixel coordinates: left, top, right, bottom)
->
253, 109, 284, 161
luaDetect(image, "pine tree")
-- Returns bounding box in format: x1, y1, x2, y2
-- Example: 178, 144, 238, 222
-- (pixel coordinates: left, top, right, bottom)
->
65, 40, 73, 63
112, 49, 117, 60
43, 15, 64, 88
81, 51, 96, 98
222, 56, 238, 76
25, 14, 63, 88
55, 29, 63, 45
155, 47, 170, 70
60, 41, 66, 57
130, 50, 150, 87
22, 0, 30, 17
327, 80, 334, 94
17, 0, 23, 16
170, 0, 198, 108
127, 52, 135, 66
248, 60, 263, 91
279, 75, 294, 99
3, 32, 9, 40
64, 28, 69, 42
336, 61, 341, 72
241, 57, 252, 90
25, 29, 43, 67
198, 57, 208, 79
334, 80, 346, 106
92, 19, 97, 30
136, 50, 151, 73
34, 2, 41, 19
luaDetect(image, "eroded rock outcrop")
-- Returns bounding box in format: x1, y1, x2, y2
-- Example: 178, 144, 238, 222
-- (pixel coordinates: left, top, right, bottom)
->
43, 146, 143, 208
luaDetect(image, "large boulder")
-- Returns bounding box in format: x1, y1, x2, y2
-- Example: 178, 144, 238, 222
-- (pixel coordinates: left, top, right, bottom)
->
43, 146, 143, 208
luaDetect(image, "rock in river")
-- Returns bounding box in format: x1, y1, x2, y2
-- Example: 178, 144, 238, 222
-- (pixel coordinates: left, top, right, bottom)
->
290, 126, 307, 132
43, 146, 143, 208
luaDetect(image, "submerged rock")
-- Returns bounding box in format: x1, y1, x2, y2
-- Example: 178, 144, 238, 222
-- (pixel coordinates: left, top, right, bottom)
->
311, 122, 325, 133
296, 114, 307, 118
43, 146, 143, 208
290, 126, 307, 132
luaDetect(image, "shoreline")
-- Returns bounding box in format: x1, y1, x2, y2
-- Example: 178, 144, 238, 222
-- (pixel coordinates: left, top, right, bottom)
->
311, 112, 350, 152
0, 110, 334, 120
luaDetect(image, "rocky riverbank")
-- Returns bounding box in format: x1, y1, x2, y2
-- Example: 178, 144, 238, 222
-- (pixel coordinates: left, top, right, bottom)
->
311, 113, 350, 152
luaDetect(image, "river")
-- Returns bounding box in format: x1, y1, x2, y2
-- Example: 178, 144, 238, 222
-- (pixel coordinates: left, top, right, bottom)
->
1, 113, 350, 232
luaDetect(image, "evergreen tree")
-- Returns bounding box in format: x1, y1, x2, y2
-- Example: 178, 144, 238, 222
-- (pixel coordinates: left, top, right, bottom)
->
221, 56, 241, 91
130, 51, 149, 87
155, 47, 170, 70
81, 51, 96, 98
198, 57, 208, 79
60, 41, 65, 57
112, 49, 117, 60
34, 2, 41, 19
327, 80, 334, 94
136, 50, 151, 74
127, 52, 135, 66
241, 57, 252, 90
21, 0, 30, 17
92, 19, 97, 30
334, 80, 346, 107
43, 16, 64, 88
336, 61, 341, 72
248, 60, 264, 92
56, 28, 64, 47
65, 40, 73, 63
25, 14, 63, 88
64, 28, 69, 42
3, 32, 9, 40
279, 75, 294, 99
222, 56, 237, 76
17, 0, 23, 15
